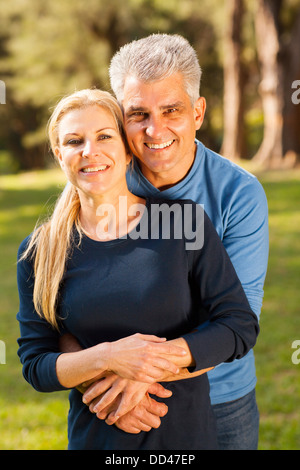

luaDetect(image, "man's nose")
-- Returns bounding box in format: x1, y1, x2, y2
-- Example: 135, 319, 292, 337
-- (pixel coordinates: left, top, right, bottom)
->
145, 115, 165, 139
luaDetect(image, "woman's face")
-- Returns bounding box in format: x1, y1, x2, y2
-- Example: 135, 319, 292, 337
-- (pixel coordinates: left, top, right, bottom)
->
55, 105, 131, 200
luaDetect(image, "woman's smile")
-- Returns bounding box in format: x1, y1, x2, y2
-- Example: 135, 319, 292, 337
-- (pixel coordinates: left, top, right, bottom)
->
80, 164, 111, 174
54, 105, 131, 201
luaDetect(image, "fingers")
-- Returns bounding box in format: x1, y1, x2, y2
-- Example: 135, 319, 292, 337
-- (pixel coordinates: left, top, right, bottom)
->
135, 333, 167, 343
113, 395, 168, 434
91, 384, 123, 416
149, 357, 180, 376
147, 382, 172, 398
82, 375, 117, 405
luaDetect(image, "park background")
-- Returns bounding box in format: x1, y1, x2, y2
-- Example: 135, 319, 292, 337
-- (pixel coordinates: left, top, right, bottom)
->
0, 0, 299, 450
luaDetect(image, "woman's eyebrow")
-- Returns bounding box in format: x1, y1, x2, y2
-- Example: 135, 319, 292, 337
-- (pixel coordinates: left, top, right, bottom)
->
63, 127, 116, 137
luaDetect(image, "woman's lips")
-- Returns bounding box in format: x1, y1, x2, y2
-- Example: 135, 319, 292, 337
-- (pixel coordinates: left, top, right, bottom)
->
80, 165, 110, 173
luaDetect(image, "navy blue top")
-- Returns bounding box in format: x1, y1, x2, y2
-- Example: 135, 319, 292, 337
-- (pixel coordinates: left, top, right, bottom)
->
17, 198, 259, 450
127, 140, 269, 404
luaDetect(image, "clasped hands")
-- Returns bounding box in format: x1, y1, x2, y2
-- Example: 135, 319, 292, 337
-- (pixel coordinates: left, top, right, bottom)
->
76, 333, 190, 433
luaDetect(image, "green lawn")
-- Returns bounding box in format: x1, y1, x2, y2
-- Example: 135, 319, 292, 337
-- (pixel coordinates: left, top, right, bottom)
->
0, 166, 299, 450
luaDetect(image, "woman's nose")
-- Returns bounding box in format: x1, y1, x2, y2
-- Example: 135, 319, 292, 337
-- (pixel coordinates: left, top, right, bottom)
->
82, 140, 99, 158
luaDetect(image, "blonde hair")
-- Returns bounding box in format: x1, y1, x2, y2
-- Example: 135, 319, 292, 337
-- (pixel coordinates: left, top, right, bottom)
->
20, 89, 127, 330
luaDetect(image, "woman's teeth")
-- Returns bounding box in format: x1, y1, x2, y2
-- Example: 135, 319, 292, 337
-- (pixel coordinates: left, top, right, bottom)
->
81, 165, 108, 173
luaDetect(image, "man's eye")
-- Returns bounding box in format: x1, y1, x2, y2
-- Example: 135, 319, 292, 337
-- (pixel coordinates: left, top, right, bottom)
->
129, 112, 147, 119
165, 108, 177, 114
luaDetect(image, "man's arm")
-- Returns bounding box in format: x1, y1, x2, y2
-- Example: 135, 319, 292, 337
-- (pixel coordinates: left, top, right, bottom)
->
59, 333, 212, 431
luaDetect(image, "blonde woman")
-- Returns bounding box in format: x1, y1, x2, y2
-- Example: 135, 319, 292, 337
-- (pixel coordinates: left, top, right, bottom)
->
17, 89, 259, 450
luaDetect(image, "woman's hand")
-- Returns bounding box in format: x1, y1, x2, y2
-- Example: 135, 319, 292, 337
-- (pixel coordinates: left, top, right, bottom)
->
106, 333, 187, 383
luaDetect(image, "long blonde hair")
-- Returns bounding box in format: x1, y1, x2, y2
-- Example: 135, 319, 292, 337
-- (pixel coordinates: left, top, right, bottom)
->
20, 89, 127, 330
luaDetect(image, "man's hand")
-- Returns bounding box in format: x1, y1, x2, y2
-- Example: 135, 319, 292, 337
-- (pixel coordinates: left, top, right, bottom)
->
114, 392, 169, 434
82, 376, 172, 424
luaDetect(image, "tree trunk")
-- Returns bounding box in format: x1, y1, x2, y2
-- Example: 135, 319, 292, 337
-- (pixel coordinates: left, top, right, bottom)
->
282, 8, 300, 166
221, 0, 245, 161
253, 0, 284, 168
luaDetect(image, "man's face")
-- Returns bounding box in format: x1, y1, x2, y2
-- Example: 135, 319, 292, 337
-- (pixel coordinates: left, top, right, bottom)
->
122, 72, 206, 189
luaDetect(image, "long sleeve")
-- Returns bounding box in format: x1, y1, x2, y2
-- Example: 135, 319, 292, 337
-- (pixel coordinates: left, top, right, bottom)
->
182, 208, 260, 372
221, 176, 269, 320
16, 237, 68, 393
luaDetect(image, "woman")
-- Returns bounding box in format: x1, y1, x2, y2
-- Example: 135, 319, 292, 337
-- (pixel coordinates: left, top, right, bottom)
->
17, 88, 259, 450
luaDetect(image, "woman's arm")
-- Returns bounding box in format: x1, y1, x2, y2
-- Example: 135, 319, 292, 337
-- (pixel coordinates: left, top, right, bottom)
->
56, 333, 187, 389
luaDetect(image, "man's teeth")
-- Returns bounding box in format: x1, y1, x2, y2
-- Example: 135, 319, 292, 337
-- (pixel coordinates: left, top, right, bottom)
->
146, 141, 174, 149
82, 165, 108, 173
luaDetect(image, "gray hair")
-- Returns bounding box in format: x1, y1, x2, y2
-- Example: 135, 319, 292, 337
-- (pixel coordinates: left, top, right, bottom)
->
109, 34, 202, 105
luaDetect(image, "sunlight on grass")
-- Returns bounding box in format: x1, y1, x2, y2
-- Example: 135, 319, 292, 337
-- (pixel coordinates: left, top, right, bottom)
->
0, 166, 299, 450
254, 168, 300, 450
0, 397, 68, 450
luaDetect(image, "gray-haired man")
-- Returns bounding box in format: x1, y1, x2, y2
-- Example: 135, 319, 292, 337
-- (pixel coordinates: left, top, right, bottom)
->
72, 34, 269, 450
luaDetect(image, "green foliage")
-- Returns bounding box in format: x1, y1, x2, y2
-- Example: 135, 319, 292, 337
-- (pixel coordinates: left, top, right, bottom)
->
0, 0, 224, 169
0, 166, 299, 449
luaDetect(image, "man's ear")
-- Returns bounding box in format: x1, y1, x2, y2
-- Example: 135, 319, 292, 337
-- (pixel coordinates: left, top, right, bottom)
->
194, 97, 206, 131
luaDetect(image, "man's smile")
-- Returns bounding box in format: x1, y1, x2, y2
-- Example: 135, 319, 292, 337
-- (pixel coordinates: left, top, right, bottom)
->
144, 140, 175, 150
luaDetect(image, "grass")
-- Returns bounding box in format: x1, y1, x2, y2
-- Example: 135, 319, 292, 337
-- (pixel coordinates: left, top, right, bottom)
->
0, 166, 299, 450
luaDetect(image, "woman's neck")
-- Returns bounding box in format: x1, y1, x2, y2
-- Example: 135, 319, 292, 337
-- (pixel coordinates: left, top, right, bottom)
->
79, 190, 146, 241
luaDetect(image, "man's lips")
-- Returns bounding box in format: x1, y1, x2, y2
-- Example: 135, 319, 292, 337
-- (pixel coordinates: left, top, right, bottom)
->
144, 140, 175, 150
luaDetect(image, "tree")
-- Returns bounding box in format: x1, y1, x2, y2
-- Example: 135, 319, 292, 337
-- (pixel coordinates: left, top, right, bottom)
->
0, 0, 223, 170
221, 0, 246, 161
254, 0, 300, 168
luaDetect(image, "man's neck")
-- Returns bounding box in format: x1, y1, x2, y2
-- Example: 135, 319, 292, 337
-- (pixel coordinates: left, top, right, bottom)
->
137, 142, 197, 191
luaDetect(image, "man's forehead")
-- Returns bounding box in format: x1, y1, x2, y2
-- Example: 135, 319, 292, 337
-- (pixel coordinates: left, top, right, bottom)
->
122, 74, 189, 110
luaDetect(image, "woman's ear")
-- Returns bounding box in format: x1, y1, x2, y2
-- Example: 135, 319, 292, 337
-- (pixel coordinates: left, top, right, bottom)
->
126, 151, 133, 166
54, 147, 64, 168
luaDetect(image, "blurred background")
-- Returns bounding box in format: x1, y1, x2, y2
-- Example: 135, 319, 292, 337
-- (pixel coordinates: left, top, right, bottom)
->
0, 0, 299, 450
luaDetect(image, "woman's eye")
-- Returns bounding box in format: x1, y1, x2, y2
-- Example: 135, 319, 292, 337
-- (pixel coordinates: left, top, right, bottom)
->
98, 134, 111, 140
66, 138, 82, 145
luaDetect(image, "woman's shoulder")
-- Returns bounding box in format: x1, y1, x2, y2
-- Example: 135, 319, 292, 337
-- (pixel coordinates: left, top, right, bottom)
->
18, 233, 34, 259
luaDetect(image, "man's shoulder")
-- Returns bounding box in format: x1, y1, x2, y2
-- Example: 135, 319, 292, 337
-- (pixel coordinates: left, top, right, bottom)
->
197, 141, 266, 197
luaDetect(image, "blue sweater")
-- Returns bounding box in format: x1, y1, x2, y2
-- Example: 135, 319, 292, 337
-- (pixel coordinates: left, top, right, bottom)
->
17, 199, 259, 450
126, 141, 269, 405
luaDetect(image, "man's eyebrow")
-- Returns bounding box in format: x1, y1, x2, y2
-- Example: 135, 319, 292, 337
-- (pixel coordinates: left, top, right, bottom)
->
160, 101, 185, 110
125, 106, 147, 114
125, 101, 185, 114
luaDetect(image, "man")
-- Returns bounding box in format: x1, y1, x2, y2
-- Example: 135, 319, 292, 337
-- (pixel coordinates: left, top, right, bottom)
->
64, 34, 269, 449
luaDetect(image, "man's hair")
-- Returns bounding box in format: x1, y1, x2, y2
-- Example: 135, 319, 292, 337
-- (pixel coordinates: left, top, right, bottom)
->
109, 34, 202, 104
